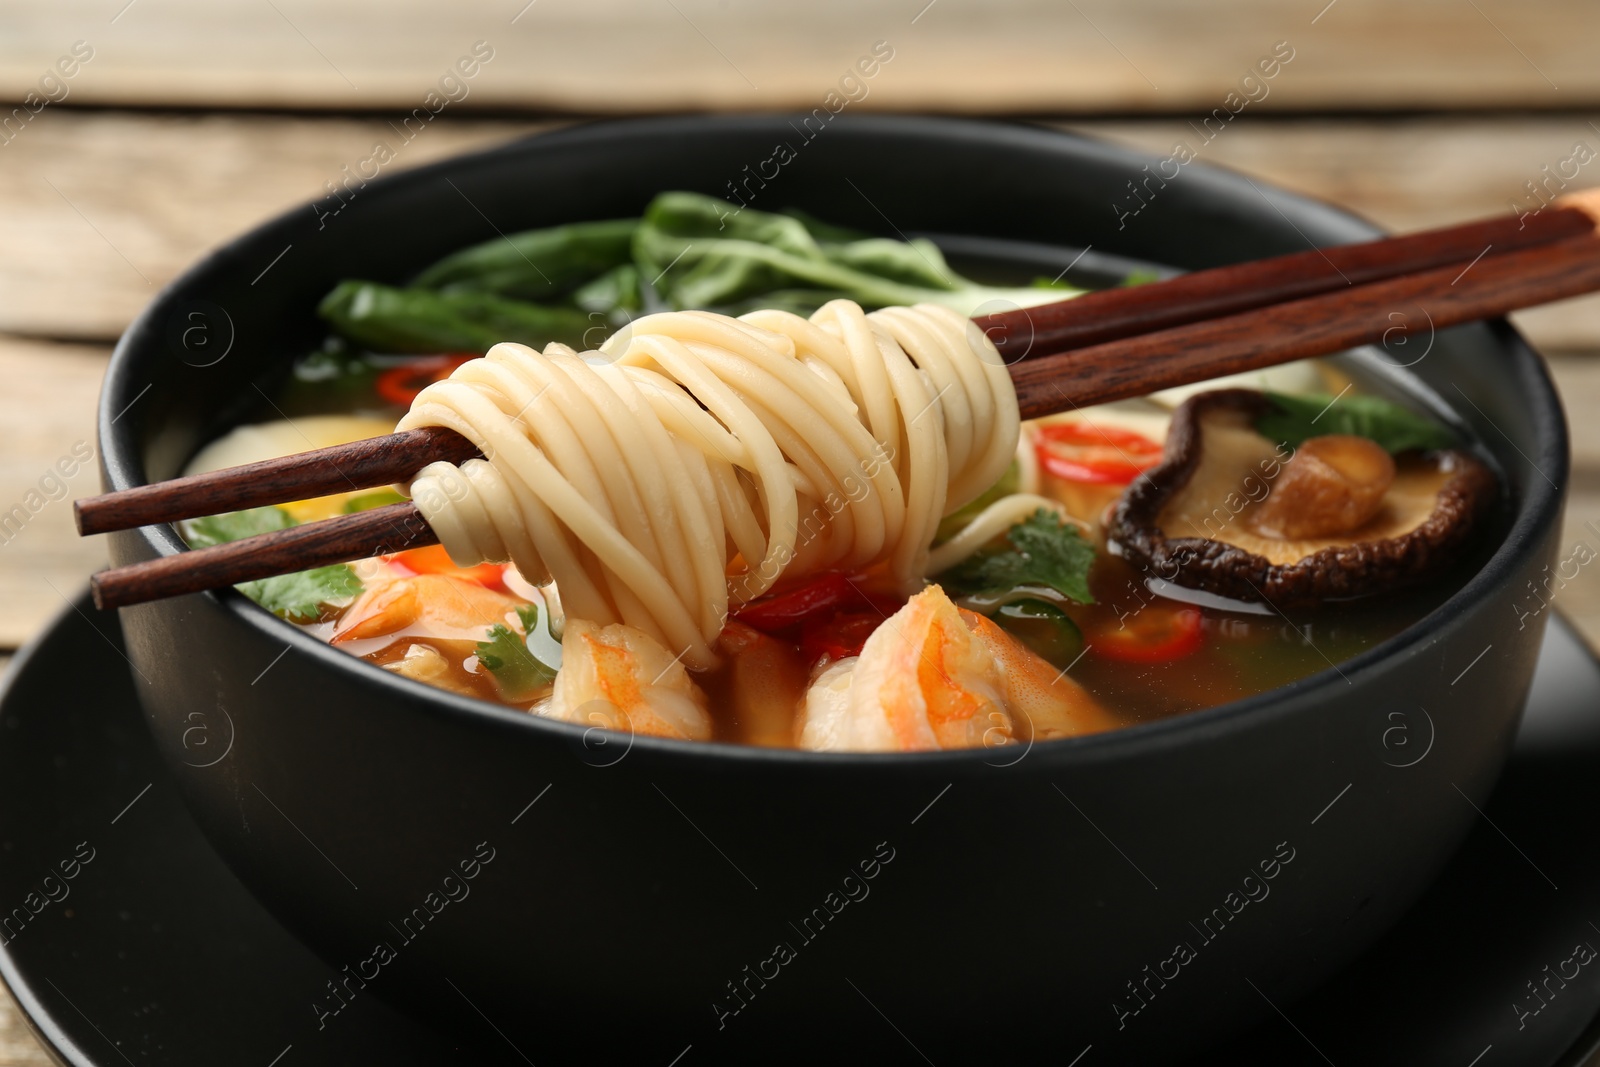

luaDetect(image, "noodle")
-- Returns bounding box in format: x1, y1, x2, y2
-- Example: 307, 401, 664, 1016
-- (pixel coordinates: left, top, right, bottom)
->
398, 299, 1019, 669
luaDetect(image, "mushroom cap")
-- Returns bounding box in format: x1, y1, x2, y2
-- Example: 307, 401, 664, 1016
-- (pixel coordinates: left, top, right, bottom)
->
1107, 389, 1498, 605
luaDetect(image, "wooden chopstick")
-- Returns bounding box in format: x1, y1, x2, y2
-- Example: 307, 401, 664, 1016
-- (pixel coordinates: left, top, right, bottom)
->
75, 425, 479, 537
1009, 231, 1600, 417
974, 189, 1600, 358
92, 503, 437, 611
88, 229, 1600, 612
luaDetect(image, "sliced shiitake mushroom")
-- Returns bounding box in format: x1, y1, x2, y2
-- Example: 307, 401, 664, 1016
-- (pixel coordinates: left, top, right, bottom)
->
1107, 389, 1497, 604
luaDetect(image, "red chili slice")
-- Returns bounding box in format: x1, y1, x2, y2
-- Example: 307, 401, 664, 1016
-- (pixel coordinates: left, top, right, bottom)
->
733, 573, 856, 631
732, 573, 903, 634
1035, 422, 1164, 485
1088, 605, 1203, 664
800, 612, 883, 664
375, 354, 476, 406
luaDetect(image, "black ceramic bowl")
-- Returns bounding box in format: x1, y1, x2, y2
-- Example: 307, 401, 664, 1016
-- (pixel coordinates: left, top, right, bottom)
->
100, 116, 1566, 1065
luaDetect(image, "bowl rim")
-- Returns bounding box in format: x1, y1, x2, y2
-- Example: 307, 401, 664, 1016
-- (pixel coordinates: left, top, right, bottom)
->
99, 112, 1570, 768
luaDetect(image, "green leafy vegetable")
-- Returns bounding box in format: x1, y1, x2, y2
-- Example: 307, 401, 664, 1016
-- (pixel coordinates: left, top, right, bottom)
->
1257, 391, 1455, 454
571, 263, 644, 316
182, 506, 364, 623
1120, 268, 1164, 287
938, 508, 1097, 605
821, 236, 967, 291
318, 281, 594, 353
475, 603, 557, 701
633, 192, 1081, 315
184, 506, 295, 547
410, 218, 638, 301
238, 567, 364, 623
315, 191, 1088, 357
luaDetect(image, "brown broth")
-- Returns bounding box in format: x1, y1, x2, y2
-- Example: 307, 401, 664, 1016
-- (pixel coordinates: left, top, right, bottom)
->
1057, 553, 1434, 725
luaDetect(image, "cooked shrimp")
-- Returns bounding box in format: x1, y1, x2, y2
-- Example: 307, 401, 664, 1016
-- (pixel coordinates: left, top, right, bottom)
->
957, 608, 1118, 742
537, 620, 712, 741
797, 585, 1114, 752
332, 574, 524, 644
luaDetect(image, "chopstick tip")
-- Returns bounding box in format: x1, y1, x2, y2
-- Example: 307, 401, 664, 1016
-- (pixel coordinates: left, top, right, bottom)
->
88, 574, 111, 611
1557, 187, 1600, 228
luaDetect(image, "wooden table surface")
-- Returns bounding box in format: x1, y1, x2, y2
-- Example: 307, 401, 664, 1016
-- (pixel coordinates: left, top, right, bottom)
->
3, 2, 1599, 1062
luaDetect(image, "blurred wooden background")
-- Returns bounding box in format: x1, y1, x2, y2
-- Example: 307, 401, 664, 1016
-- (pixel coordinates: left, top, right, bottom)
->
1, 2, 1599, 1062
3, 0, 1598, 111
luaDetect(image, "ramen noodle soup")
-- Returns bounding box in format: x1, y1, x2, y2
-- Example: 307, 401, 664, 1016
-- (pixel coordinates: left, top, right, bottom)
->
182, 194, 1498, 752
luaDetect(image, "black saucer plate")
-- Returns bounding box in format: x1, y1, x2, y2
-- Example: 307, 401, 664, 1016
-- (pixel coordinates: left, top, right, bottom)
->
1, 595, 1599, 1067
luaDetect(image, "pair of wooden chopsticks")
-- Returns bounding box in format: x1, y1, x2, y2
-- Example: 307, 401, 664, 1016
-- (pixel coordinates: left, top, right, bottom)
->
79, 191, 1600, 611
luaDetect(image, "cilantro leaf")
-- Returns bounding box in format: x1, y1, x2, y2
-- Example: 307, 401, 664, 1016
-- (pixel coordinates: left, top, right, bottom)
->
1257, 392, 1455, 454
184, 506, 293, 547
939, 508, 1097, 605
181, 505, 364, 623
239, 566, 364, 623
476, 603, 557, 701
